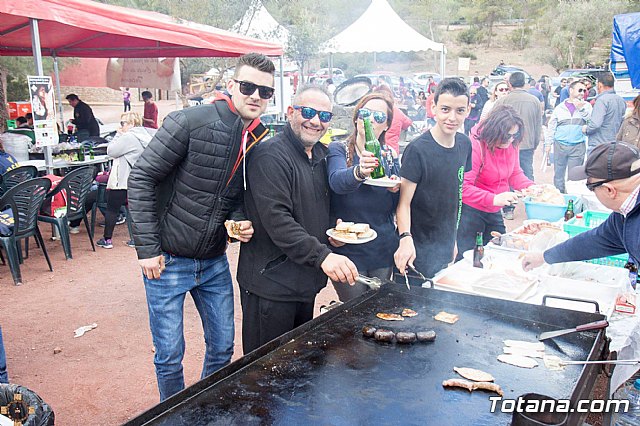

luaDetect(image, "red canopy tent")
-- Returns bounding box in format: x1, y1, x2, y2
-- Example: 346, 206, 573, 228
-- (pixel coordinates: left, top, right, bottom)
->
0, 0, 284, 170
0, 0, 284, 58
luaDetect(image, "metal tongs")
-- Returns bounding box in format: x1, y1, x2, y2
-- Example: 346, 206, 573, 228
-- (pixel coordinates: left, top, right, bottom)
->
401, 265, 426, 290
355, 274, 383, 290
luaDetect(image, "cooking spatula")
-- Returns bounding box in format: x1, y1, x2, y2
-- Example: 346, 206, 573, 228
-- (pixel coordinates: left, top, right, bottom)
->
538, 319, 609, 341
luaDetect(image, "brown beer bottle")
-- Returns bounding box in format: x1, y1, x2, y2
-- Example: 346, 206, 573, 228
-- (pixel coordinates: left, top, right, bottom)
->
473, 232, 484, 268
564, 199, 575, 221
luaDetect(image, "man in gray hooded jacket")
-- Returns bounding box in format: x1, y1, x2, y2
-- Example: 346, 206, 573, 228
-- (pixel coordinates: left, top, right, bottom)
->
583, 72, 627, 153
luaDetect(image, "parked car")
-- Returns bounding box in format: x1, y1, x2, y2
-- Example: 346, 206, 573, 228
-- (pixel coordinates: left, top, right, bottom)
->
310, 68, 346, 85
413, 72, 442, 87
490, 65, 532, 82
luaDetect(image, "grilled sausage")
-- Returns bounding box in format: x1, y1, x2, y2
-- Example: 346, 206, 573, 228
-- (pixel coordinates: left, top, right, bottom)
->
374, 329, 395, 342
362, 325, 377, 338
416, 330, 437, 342
396, 331, 417, 344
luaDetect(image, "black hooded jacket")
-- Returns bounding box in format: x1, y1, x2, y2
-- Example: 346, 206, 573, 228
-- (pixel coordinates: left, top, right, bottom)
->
237, 124, 332, 302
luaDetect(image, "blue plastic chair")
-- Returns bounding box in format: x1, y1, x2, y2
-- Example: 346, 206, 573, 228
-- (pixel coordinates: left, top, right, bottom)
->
0, 178, 52, 285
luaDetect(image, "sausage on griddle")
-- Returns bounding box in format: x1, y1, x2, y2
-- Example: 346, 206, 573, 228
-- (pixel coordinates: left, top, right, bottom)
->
396, 331, 417, 344
416, 330, 437, 342
362, 325, 377, 338
374, 329, 395, 342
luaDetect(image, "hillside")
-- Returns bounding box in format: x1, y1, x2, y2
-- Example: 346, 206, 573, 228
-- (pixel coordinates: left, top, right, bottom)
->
336, 23, 611, 80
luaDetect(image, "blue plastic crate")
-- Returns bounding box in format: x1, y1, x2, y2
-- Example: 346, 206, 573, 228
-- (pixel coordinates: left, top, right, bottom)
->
523, 194, 578, 222
563, 210, 629, 268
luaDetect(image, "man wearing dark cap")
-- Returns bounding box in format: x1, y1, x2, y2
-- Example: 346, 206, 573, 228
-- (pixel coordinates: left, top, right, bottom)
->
522, 141, 640, 271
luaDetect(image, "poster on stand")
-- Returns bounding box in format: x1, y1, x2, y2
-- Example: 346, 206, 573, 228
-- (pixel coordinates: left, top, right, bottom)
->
27, 75, 58, 147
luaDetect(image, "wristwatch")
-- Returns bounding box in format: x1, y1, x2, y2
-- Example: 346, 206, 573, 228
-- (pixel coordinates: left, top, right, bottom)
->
399, 232, 412, 240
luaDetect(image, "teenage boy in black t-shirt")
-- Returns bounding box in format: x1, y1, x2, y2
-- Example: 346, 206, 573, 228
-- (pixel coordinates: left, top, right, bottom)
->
394, 78, 472, 279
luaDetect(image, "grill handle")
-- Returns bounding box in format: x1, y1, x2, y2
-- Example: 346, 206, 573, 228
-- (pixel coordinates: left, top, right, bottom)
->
542, 295, 600, 314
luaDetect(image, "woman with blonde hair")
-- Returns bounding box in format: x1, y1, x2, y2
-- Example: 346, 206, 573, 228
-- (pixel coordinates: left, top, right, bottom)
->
327, 91, 400, 301
480, 81, 510, 121
96, 112, 151, 249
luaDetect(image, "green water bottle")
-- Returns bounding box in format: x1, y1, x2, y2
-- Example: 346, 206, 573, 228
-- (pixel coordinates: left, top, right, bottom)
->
363, 116, 385, 179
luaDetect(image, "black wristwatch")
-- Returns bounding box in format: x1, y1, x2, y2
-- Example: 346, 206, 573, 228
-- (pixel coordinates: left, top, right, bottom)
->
399, 232, 412, 240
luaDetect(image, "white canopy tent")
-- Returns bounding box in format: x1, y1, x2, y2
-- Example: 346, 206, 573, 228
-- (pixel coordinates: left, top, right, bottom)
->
322, 0, 446, 77
232, 1, 291, 48
232, 1, 293, 119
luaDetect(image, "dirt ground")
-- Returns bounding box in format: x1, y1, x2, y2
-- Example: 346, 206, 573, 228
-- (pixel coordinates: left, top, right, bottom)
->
1, 103, 605, 425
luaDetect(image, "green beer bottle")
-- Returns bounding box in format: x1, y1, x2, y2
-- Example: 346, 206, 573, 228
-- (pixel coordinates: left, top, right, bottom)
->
473, 232, 484, 268
564, 199, 575, 221
78, 144, 85, 161
89, 145, 95, 160
363, 116, 385, 179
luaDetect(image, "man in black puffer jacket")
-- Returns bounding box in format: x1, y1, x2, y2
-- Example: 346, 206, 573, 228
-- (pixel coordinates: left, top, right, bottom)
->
127, 53, 275, 401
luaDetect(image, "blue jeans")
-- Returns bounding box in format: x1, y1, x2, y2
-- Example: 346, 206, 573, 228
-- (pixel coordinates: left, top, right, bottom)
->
0, 325, 8, 383
143, 253, 234, 401
519, 148, 535, 181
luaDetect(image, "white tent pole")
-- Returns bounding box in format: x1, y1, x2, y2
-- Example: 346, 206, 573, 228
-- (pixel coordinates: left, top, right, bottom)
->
30, 19, 44, 75
440, 49, 446, 78
30, 18, 54, 175
279, 55, 285, 120
53, 54, 65, 128
329, 54, 333, 80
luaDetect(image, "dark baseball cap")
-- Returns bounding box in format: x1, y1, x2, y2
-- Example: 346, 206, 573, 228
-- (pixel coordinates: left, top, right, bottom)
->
568, 141, 640, 181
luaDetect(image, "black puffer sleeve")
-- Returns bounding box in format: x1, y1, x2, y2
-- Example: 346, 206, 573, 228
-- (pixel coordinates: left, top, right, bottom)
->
128, 110, 189, 259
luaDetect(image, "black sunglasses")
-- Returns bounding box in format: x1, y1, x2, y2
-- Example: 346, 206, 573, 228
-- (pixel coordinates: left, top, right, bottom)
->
358, 108, 387, 124
586, 178, 614, 191
293, 106, 333, 123
120, 121, 128, 127
233, 79, 274, 99
506, 130, 521, 141
577, 88, 586, 93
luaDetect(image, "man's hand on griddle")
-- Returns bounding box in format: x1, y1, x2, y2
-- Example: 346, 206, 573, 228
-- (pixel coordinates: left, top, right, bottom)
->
394, 236, 416, 275
321, 253, 358, 284
522, 252, 545, 271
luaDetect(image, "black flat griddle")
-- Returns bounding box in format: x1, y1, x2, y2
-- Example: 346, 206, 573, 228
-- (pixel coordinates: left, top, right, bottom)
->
126, 284, 607, 426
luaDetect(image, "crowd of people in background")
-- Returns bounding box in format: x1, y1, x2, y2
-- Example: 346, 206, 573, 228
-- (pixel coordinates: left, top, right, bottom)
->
2, 53, 640, 405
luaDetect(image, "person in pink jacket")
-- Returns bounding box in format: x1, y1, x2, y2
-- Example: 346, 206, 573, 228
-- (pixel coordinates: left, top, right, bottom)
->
375, 85, 413, 155
455, 105, 534, 261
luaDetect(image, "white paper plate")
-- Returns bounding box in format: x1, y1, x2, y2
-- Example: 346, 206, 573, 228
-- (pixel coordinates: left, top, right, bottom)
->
326, 228, 377, 244
363, 177, 400, 188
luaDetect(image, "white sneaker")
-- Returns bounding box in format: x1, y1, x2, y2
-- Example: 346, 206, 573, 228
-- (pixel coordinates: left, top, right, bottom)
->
69, 226, 80, 234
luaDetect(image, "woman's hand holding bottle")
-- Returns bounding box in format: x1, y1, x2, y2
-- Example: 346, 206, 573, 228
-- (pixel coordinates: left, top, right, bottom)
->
358, 150, 379, 178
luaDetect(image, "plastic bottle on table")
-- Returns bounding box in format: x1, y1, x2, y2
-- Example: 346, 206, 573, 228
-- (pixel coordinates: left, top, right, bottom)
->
613, 378, 640, 425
